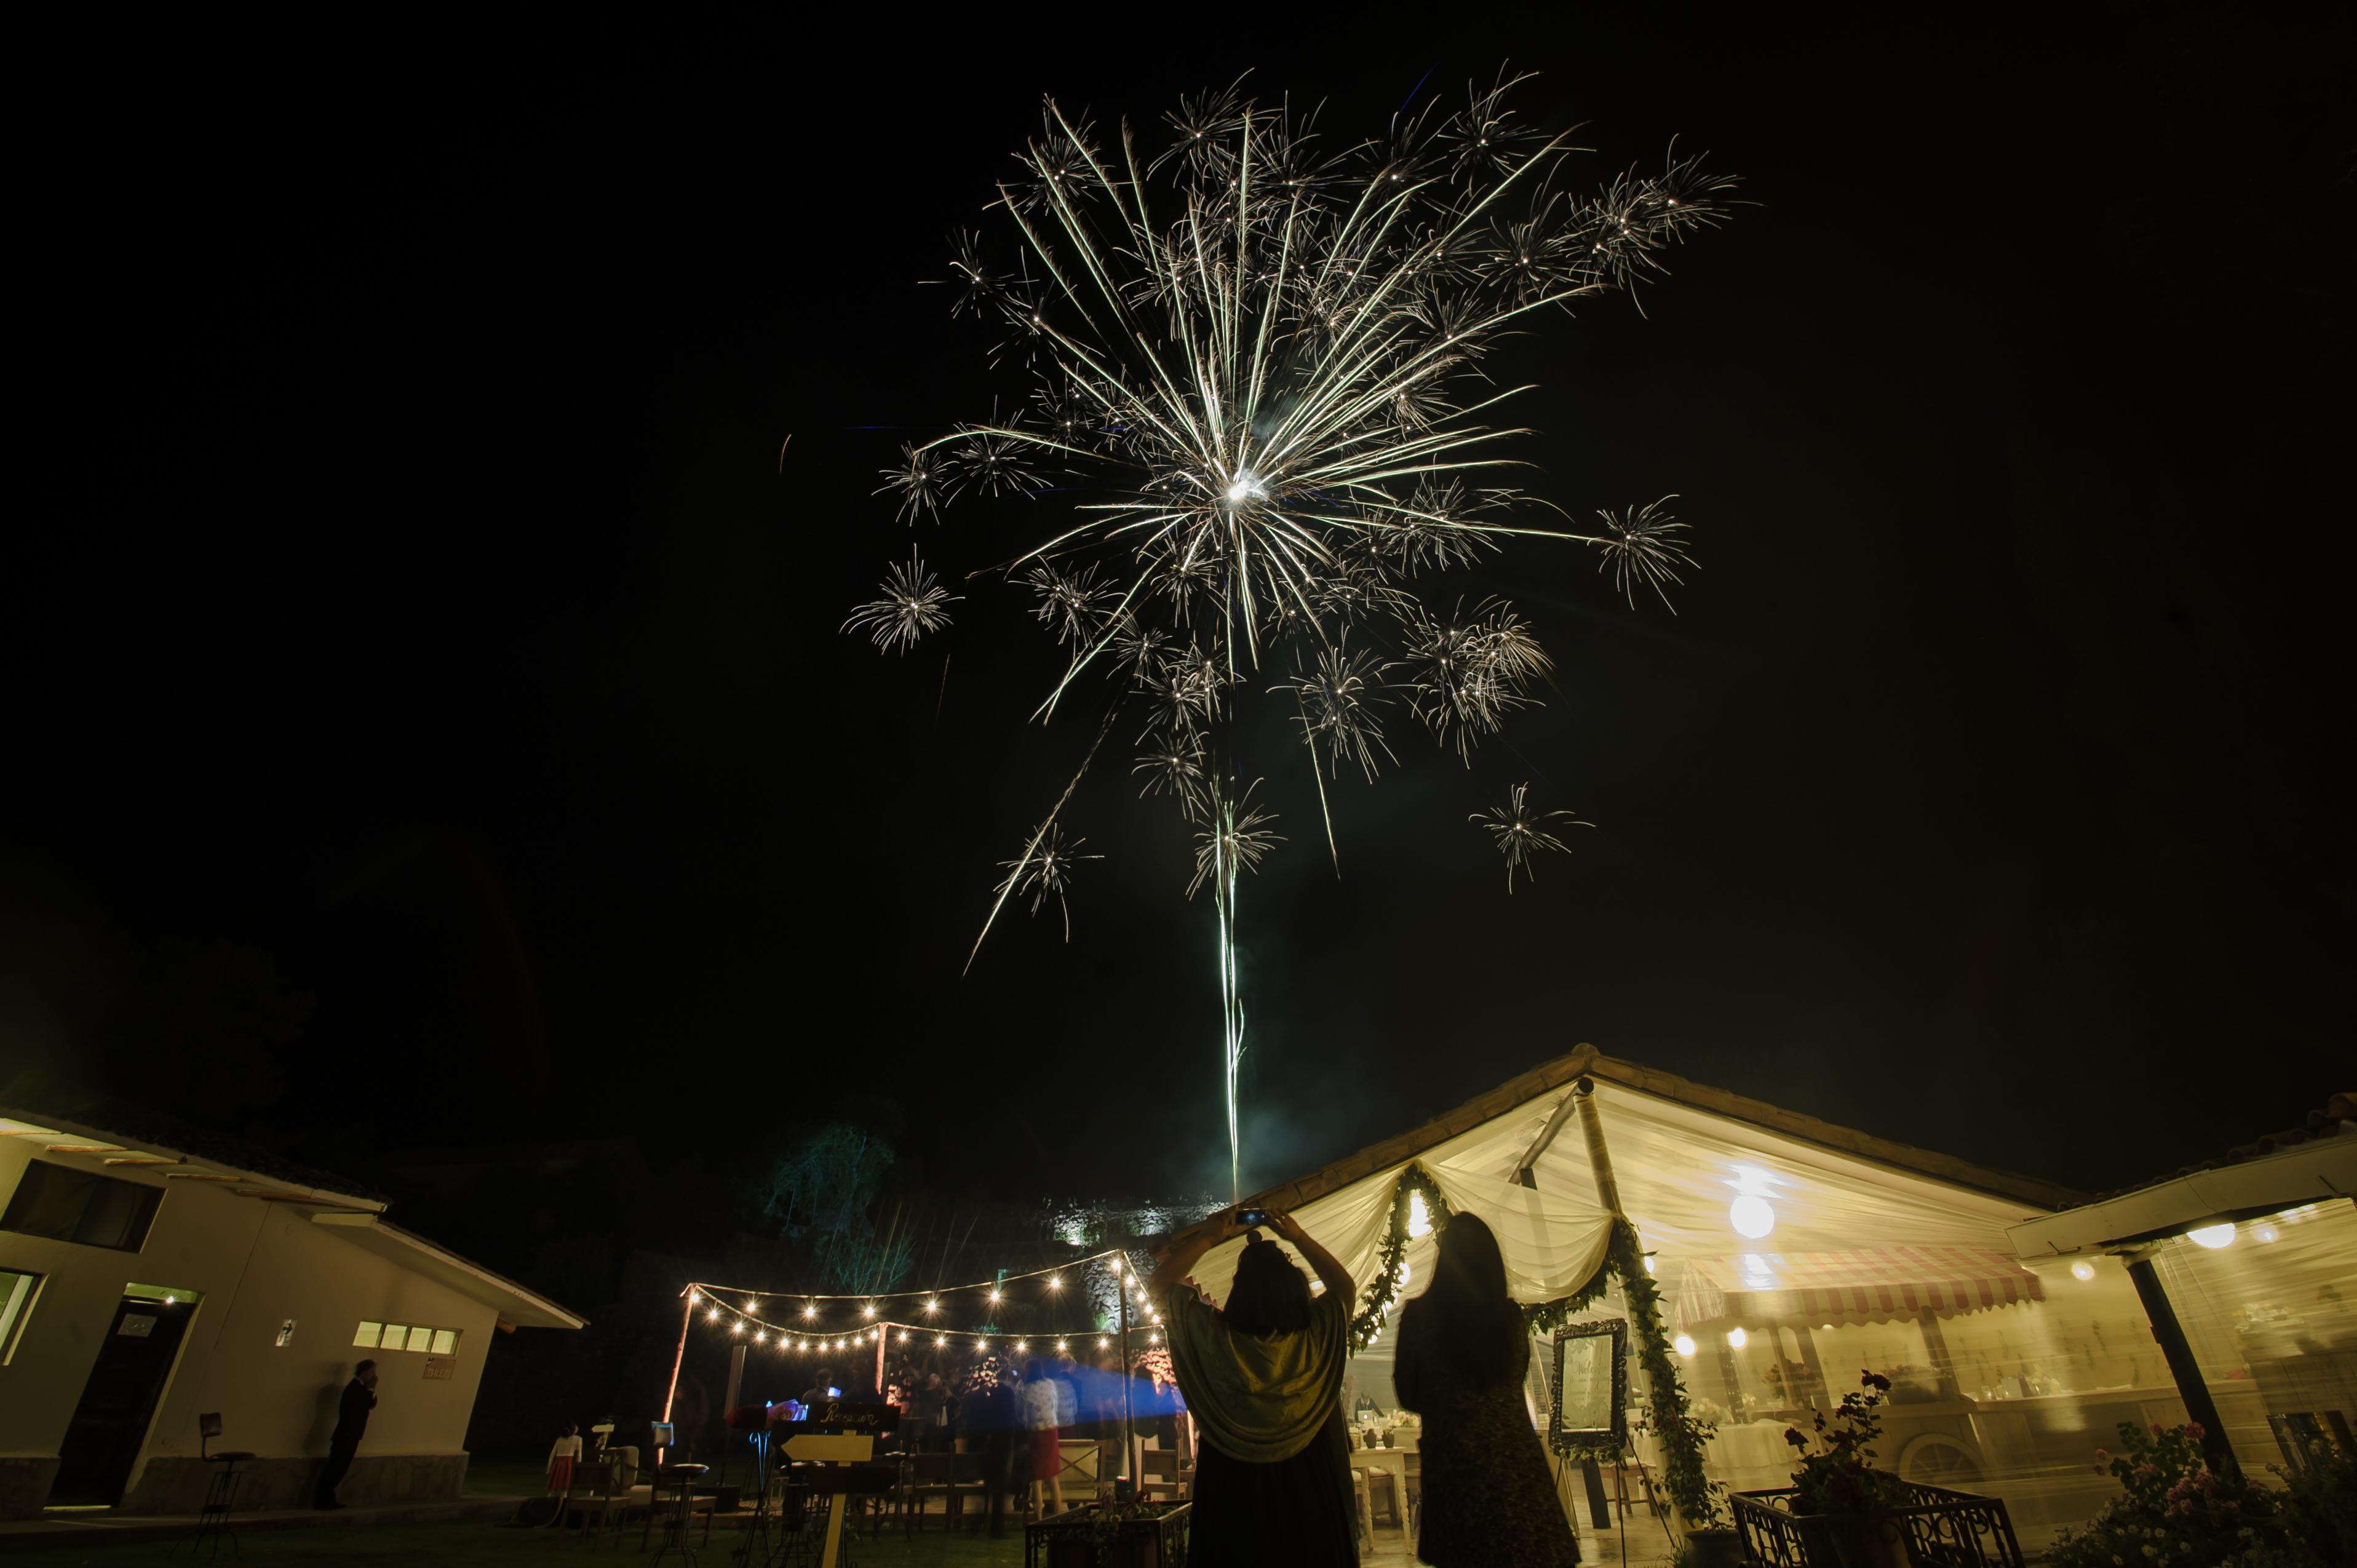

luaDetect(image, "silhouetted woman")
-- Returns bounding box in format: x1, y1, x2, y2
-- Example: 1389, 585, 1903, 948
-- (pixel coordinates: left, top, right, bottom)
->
1394, 1212, 1579, 1566
1152, 1207, 1359, 1567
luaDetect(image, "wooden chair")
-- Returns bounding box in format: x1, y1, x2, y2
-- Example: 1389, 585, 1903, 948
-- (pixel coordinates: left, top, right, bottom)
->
1365, 1466, 1404, 1532
900, 1451, 986, 1533
1137, 1445, 1187, 1503
560, 1460, 630, 1543
1404, 1451, 1423, 1535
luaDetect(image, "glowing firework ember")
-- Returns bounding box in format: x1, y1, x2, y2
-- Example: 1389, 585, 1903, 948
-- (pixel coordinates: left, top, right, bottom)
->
847, 69, 1735, 1192
1471, 782, 1591, 892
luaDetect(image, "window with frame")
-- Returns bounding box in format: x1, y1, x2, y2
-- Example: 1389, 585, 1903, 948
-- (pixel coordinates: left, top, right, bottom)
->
351, 1319, 461, 1356
0, 1160, 163, 1251
0, 1269, 42, 1362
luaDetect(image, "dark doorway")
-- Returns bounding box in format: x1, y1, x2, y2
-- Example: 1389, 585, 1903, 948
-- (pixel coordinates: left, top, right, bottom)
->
47, 1293, 195, 1507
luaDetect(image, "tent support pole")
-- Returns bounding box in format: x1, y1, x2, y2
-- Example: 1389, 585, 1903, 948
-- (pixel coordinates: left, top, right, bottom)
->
2125, 1252, 2240, 1479
1570, 1076, 1624, 1218
1516, 1088, 1585, 1190
660, 1289, 693, 1466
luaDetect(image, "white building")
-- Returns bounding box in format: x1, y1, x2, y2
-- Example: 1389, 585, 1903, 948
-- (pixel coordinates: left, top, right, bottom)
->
0, 1107, 582, 1520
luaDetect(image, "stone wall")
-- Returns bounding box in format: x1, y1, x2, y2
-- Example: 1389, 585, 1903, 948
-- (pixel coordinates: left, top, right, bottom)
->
0, 1457, 62, 1522
116, 1451, 469, 1515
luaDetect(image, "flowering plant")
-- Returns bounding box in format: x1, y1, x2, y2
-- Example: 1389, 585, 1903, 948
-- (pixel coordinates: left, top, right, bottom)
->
2043, 1420, 2357, 1568
1784, 1371, 1906, 1515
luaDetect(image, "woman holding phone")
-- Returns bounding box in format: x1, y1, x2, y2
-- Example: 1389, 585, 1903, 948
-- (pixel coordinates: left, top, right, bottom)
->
1151, 1205, 1359, 1567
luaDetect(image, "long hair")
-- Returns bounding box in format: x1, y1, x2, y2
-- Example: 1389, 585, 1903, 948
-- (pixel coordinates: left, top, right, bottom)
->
1222, 1232, 1313, 1337
1418, 1213, 1524, 1384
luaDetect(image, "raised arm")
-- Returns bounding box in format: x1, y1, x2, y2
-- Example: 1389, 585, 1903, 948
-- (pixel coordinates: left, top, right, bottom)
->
1270, 1209, 1354, 1303
1149, 1207, 1241, 1305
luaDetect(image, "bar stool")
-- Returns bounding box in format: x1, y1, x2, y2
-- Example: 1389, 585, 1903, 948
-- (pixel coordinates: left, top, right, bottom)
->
173, 1413, 254, 1558
646, 1462, 711, 1565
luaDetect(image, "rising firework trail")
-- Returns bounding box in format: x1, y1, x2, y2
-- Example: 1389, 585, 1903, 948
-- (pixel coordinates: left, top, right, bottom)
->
843, 68, 1737, 1191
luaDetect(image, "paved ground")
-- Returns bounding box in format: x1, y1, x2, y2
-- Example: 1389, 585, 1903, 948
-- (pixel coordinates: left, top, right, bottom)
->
0, 1496, 1680, 1565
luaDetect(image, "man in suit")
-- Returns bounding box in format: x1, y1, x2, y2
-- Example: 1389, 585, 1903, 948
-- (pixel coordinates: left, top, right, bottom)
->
313, 1359, 380, 1509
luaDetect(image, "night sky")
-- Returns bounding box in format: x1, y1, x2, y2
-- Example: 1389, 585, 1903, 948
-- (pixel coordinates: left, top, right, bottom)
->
9, 10, 2351, 1222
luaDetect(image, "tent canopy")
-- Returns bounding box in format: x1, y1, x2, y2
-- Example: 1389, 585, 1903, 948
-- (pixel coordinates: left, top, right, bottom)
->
1174, 1047, 2080, 1319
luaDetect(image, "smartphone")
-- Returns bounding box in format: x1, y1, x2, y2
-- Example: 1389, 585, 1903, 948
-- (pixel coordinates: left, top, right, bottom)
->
1236, 1208, 1269, 1228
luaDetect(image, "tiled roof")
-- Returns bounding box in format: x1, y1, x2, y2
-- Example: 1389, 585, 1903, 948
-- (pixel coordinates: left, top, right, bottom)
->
2109, 1091, 2355, 1197
0, 1096, 386, 1204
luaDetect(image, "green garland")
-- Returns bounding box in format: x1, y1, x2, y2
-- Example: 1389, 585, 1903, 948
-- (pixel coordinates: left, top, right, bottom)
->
1347, 1165, 1453, 1349
1340, 1168, 1722, 1529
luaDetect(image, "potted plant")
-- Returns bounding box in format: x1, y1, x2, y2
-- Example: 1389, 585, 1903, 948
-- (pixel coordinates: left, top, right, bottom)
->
1782, 1372, 1908, 1568
1030, 1500, 1191, 1568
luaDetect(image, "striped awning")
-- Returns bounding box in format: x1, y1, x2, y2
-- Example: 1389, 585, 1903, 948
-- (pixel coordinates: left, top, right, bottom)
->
1674, 1245, 2044, 1332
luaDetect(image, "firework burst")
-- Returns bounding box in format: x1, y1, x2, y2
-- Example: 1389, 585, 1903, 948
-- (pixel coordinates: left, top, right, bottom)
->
1471, 782, 1591, 892
848, 71, 1736, 1192
840, 549, 960, 654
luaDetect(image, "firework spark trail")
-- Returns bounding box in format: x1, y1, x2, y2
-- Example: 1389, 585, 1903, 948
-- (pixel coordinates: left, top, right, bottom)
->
847, 71, 1736, 1187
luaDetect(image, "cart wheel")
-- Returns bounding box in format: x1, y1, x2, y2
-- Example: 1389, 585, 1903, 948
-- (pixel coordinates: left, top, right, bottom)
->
1897, 1433, 1984, 1488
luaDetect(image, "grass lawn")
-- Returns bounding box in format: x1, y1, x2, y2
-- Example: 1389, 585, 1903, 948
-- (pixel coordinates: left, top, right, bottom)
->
31, 1515, 1036, 1566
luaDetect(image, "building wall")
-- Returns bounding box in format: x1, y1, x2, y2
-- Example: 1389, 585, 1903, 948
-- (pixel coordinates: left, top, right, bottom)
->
0, 1138, 498, 1518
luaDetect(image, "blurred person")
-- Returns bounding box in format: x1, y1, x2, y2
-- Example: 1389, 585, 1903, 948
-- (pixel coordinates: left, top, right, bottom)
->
1394, 1213, 1580, 1566
1023, 1356, 1066, 1517
1152, 1208, 1358, 1567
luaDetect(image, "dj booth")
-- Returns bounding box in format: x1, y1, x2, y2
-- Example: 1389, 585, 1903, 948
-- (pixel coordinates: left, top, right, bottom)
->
722, 1400, 900, 1568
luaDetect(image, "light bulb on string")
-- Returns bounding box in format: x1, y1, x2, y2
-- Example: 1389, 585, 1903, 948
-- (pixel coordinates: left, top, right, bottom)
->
1673, 1334, 1697, 1357
864, 1303, 876, 1318
804, 1303, 817, 1319
1725, 1328, 1747, 1349
936, 1336, 948, 1348
707, 1309, 721, 1321
924, 1299, 939, 1315
1055, 1339, 1068, 1351
1049, 1275, 1063, 1289
1097, 1337, 1109, 1349
731, 1322, 743, 1336
754, 1332, 766, 1344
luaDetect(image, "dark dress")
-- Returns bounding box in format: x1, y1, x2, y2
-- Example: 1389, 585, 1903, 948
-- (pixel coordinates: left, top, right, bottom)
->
1189, 1409, 1361, 1568
1394, 1299, 1579, 1567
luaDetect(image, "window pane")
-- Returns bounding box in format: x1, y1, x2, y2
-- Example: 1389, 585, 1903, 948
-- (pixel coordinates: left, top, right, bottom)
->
407, 1325, 435, 1352
431, 1328, 457, 1355
0, 1161, 161, 1252
382, 1324, 408, 1350
1, 1162, 95, 1240
354, 1321, 382, 1347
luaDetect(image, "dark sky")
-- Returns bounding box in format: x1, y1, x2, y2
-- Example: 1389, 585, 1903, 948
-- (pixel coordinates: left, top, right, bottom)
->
8, 9, 2351, 1211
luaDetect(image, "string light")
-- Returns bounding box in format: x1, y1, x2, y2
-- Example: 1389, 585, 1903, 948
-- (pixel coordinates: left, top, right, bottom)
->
936, 1336, 947, 1347
864, 1303, 876, 1318
924, 1299, 939, 1315
754, 1331, 766, 1343
731, 1322, 743, 1336
1015, 1339, 1029, 1352
1055, 1339, 1068, 1351
1098, 1337, 1110, 1348
1049, 1275, 1063, 1289
804, 1303, 817, 1319
688, 1289, 701, 1303
707, 1308, 721, 1321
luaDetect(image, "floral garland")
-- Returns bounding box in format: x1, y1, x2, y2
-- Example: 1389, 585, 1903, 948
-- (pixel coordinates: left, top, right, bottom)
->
1339, 1168, 1720, 1528
1347, 1165, 1453, 1349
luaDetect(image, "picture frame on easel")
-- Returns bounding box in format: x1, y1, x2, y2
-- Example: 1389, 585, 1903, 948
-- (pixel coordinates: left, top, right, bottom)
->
1548, 1317, 1629, 1455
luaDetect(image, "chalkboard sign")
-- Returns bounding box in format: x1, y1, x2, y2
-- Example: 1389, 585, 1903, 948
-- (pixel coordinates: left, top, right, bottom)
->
1548, 1318, 1629, 1455
802, 1400, 900, 1435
